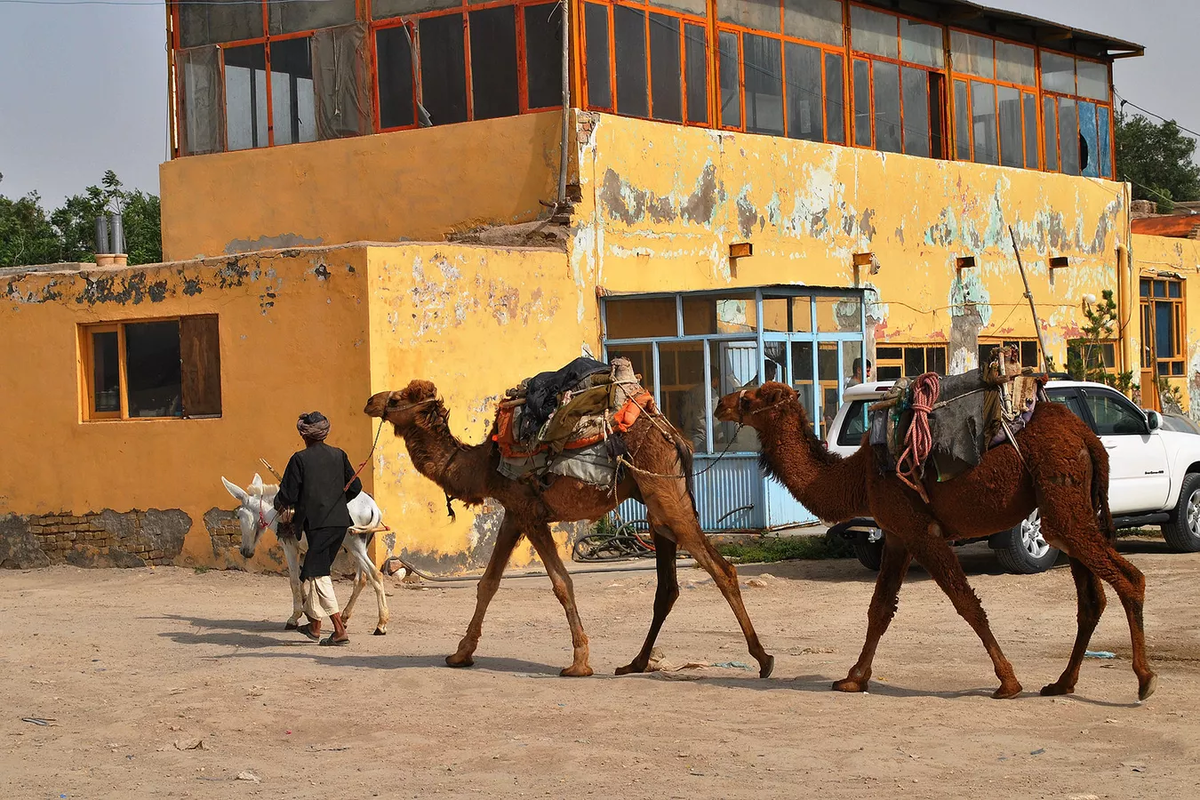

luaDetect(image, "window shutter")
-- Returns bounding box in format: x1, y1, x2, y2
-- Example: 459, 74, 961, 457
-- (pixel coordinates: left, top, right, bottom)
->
180, 315, 222, 417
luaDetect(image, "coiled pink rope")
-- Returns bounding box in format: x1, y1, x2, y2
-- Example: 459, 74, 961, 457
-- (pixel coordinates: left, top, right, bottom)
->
897, 373, 940, 503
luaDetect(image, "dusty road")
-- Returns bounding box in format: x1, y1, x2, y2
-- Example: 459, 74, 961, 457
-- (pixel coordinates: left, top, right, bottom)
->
3, 541, 1200, 799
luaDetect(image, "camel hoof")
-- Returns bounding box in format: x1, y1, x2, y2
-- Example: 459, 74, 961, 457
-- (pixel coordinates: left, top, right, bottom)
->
1139, 673, 1158, 701
284, 622, 299, 630
992, 682, 1023, 700
758, 655, 775, 679
1040, 682, 1074, 697
832, 678, 867, 693
560, 664, 594, 678
615, 662, 646, 675
373, 627, 386, 636
445, 654, 475, 668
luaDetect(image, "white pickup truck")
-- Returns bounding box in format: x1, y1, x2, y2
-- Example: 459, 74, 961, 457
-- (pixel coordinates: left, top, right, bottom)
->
825, 379, 1200, 574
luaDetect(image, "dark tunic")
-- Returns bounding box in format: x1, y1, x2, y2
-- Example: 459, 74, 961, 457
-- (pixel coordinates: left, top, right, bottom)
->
274, 442, 363, 579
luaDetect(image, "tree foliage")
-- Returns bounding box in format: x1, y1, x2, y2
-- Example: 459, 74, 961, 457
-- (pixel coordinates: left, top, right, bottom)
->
1115, 112, 1200, 212
0, 170, 162, 268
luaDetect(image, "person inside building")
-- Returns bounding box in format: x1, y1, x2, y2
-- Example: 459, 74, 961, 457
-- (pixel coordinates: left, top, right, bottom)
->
847, 357, 872, 387
274, 411, 363, 646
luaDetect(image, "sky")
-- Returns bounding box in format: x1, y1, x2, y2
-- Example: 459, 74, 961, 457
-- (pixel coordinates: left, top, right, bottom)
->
0, 0, 1196, 208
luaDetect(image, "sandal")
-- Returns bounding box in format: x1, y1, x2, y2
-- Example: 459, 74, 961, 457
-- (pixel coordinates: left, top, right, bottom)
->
319, 635, 350, 647
297, 623, 321, 642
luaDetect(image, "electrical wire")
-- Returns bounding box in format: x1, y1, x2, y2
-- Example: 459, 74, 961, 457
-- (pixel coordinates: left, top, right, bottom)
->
1113, 89, 1200, 141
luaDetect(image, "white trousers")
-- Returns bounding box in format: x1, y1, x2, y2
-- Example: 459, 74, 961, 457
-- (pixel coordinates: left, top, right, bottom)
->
302, 575, 340, 619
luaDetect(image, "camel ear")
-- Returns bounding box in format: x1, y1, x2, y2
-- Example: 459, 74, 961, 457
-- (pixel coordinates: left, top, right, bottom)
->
221, 477, 250, 506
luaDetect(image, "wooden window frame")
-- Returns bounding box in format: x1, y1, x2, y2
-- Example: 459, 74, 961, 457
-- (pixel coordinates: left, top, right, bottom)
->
945, 33, 1040, 170
1068, 338, 1118, 378
874, 343, 947, 380
1140, 277, 1187, 378
978, 337, 1040, 370
79, 315, 223, 423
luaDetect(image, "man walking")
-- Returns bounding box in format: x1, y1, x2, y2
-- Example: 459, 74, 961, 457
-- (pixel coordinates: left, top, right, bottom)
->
274, 411, 363, 646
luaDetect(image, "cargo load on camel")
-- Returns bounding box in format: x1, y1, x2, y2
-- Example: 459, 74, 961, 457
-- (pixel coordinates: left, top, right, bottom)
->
492, 356, 655, 488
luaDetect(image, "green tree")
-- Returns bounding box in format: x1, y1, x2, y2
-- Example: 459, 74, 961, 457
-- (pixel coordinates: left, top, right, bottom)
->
49, 171, 163, 265
1115, 112, 1200, 212
1066, 289, 1137, 396
0, 174, 63, 268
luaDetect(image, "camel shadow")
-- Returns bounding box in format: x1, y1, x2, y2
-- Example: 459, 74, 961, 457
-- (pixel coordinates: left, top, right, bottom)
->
227, 649, 564, 675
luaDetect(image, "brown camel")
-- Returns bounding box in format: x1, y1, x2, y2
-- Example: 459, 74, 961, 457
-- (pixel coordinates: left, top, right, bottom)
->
364, 380, 774, 678
716, 382, 1155, 701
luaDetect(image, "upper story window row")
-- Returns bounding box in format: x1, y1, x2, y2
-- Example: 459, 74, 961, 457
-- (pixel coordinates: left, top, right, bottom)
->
168, 0, 1124, 179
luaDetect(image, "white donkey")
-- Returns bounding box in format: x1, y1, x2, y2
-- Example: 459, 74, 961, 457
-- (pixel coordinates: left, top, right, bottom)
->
221, 473, 398, 635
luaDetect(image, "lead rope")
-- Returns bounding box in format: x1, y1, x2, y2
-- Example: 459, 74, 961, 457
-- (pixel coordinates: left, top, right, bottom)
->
896, 373, 939, 504
345, 418, 386, 491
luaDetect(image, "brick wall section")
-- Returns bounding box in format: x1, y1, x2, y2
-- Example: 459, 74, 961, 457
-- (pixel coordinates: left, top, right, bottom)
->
25, 511, 179, 566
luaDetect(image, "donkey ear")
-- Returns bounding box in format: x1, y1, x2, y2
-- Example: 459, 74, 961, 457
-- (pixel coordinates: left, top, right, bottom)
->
221, 477, 250, 506
251, 473, 264, 490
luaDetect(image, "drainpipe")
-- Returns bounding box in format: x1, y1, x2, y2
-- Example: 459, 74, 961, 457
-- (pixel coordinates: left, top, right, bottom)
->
1117, 242, 1132, 376
555, 0, 571, 213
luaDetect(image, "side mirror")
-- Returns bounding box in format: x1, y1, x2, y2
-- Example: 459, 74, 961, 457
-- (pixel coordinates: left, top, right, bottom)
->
1145, 410, 1162, 432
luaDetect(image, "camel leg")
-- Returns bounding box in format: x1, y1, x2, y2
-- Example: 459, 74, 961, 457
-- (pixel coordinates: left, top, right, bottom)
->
834, 534, 913, 693
447, 515, 522, 668
616, 528, 679, 675
280, 536, 305, 630
526, 522, 593, 677
1041, 557, 1106, 696
904, 522, 1023, 699
344, 534, 390, 635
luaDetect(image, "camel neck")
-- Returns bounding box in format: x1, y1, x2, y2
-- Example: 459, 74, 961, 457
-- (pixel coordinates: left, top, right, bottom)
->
756, 407, 869, 522
400, 415, 487, 498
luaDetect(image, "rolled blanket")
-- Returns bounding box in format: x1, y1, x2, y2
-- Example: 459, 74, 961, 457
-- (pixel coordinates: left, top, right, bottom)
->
297, 411, 331, 441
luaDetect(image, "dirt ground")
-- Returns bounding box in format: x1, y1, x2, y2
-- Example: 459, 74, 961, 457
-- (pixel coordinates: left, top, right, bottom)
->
4, 541, 1200, 800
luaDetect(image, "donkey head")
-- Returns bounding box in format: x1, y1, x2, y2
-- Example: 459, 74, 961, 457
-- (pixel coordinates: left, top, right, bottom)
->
220, 473, 280, 559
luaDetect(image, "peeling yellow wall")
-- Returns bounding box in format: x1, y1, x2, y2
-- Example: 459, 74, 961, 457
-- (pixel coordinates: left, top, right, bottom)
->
0, 248, 373, 571
159, 112, 563, 262
571, 111, 1129, 373
1133, 233, 1200, 413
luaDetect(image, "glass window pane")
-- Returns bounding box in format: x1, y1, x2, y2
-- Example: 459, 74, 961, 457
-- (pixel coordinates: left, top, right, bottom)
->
785, 42, 824, 142
853, 59, 871, 146
929, 346, 947, 375
1058, 96, 1079, 175
1077, 59, 1109, 101
843, 341, 864, 388
651, 0, 706, 14
744, 34, 783, 135
270, 38, 316, 147
1154, 280, 1167, 298
901, 20, 943, 69
377, 26, 415, 129
1098, 105, 1112, 179
585, 3, 612, 109
817, 295, 862, 332
873, 61, 901, 153
791, 341, 816, 425
837, 400, 870, 446
1043, 94, 1058, 170
971, 80, 998, 165
711, 341, 763, 450
1083, 390, 1147, 436
420, 14, 468, 125
125, 321, 183, 418
179, 0, 262, 48
761, 295, 812, 332
177, 46, 223, 156
524, 3, 563, 110
1020, 341, 1038, 367
92, 331, 121, 414
1040, 51, 1075, 94
998, 86, 1022, 168
661, 342, 709, 451
615, 4, 649, 117
825, 52, 845, 144
606, 344, 653, 385
1079, 100, 1099, 177
650, 13, 682, 122
784, 0, 843, 46
1156, 302, 1175, 358
818, 341, 840, 437
1169, 281, 1182, 298
269, 0, 354, 35
950, 30, 993, 79
1023, 91, 1038, 169
311, 24, 371, 140
719, 0, 781, 34
995, 41, 1035, 86
606, 297, 677, 338
682, 297, 715, 334
471, 6, 519, 120
685, 24, 708, 124
374, 0, 460, 19
719, 31, 741, 128
904, 346, 925, 376
224, 44, 268, 151
718, 296, 757, 333
954, 79, 970, 160
851, 5, 898, 59
902, 66, 930, 157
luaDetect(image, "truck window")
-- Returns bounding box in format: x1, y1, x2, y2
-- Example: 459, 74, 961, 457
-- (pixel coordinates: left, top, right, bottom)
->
837, 400, 871, 447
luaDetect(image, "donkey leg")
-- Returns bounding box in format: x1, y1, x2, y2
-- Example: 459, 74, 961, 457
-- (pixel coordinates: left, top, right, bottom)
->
834, 534, 913, 693
280, 537, 305, 629
341, 571, 368, 629
447, 515, 522, 668
905, 522, 1022, 699
527, 522, 593, 677
1041, 557, 1106, 696
617, 528, 679, 675
351, 535, 390, 635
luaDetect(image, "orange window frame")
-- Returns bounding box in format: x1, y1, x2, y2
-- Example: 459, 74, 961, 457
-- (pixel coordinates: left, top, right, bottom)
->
1140, 277, 1187, 378
81, 323, 126, 422
1036, 53, 1115, 178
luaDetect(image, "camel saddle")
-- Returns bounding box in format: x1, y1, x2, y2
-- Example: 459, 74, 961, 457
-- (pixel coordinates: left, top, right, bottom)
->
493, 357, 652, 487
869, 345, 1046, 483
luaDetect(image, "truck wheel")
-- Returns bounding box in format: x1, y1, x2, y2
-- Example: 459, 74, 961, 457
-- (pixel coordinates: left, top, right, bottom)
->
1163, 473, 1200, 552
852, 530, 884, 571
994, 510, 1059, 574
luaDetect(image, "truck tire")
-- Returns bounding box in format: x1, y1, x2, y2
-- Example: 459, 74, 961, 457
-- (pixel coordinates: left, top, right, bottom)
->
853, 530, 884, 571
1162, 473, 1200, 552
994, 510, 1059, 574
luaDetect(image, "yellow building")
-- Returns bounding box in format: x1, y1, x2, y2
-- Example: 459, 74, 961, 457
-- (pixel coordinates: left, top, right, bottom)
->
5, 0, 1192, 571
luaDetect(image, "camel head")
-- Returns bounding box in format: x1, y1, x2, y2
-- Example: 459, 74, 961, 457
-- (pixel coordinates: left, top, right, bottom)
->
220, 473, 280, 558
715, 381, 806, 431
364, 380, 444, 435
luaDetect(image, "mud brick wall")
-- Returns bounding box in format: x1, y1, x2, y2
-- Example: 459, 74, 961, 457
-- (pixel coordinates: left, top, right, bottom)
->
0, 509, 191, 569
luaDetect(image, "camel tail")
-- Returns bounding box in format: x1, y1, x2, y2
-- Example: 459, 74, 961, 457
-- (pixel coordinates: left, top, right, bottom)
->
668, 428, 699, 517
1086, 432, 1116, 541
